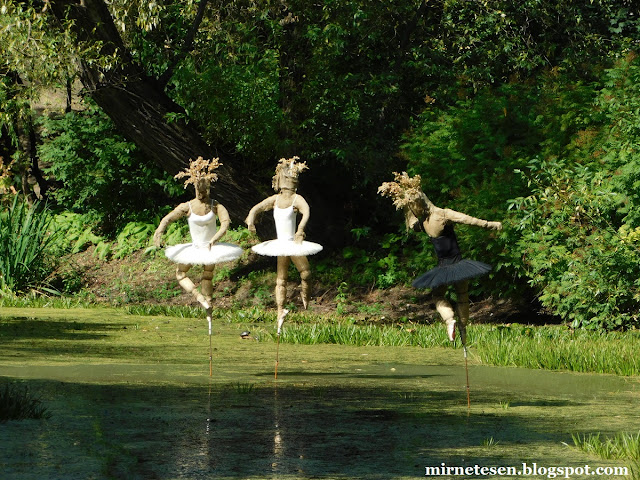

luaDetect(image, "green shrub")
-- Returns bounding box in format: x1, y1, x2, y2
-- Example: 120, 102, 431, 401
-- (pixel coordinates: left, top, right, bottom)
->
50, 212, 104, 254
38, 102, 181, 236
508, 56, 640, 331
112, 222, 156, 259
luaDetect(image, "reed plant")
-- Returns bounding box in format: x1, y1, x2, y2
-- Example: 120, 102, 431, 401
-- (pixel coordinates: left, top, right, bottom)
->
475, 324, 640, 376
0, 383, 51, 422
0, 198, 56, 294
265, 318, 639, 376
572, 431, 640, 461
274, 322, 450, 348
572, 431, 640, 480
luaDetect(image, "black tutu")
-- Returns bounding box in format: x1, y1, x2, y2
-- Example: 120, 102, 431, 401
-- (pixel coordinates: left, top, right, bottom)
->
412, 258, 492, 289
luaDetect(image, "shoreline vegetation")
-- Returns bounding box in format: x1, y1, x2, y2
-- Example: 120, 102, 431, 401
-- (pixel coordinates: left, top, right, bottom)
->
1, 297, 638, 377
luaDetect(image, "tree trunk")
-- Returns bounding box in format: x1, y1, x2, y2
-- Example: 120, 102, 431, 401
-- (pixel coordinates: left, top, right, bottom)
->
48, 0, 264, 224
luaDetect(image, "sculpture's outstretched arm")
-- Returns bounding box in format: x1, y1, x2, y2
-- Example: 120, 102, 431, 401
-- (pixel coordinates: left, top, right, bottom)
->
245, 195, 277, 232
154, 202, 190, 247
443, 208, 502, 230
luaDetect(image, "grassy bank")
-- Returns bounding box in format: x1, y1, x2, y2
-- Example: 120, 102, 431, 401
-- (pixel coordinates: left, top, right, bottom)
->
1, 297, 637, 376
265, 318, 640, 376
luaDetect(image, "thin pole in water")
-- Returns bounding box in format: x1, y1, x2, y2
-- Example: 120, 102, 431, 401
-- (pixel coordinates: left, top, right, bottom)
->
275, 333, 281, 379
207, 312, 213, 377
463, 344, 470, 411
274, 309, 288, 380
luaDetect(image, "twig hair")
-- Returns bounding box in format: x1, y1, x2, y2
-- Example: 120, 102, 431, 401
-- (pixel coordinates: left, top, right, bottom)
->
378, 172, 424, 209
175, 156, 222, 188
272, 156, 308, 190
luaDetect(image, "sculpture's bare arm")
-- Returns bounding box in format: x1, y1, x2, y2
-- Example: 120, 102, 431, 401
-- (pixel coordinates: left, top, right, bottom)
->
208, 202, 231, 246
443, 208, 502, 230
293, 195, 311, 243
245, 195, 277, 232
153, 202, 190, 247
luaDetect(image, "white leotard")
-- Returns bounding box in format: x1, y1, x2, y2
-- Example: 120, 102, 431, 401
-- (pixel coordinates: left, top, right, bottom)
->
251, 195, 323, 257
164, 201, 243, 265
188, 202, 218, 248
273, 196, 297, 241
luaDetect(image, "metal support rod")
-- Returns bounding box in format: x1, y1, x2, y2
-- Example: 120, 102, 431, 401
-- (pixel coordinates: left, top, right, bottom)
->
463, 344, 470, 410
208, 313, 213, 377
275, 333, 281, 379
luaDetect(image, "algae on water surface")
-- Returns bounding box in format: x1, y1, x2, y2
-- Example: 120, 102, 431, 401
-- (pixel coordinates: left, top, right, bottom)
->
0, 308, 638, 479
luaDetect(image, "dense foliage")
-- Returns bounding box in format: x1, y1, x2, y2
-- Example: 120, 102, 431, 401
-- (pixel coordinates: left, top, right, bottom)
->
399, 53, 640, 330
38, 104, 182, 235
1, 0, 640, 329
508, 56, 640, 331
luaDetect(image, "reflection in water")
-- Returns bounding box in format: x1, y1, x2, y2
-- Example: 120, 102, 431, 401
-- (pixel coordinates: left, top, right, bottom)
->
205, 382, 212, 465
2, 364, 638, 478
272, 386, 284, 473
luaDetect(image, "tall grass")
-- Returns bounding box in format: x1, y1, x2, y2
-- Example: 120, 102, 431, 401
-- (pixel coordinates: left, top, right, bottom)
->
264, 320, 639, 376
0, 198, 56, 294
572, 431, 640, 480
0, 293, 92, 309
572, 431, 640, 461
475, 324, 640, 376
0, 383, 51, 422
275, 322, 450, 347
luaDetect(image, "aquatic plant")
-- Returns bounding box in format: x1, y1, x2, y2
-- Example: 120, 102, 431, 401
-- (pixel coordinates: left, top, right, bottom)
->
572, 431, 640, 461
0, 383, 51, 422
475, 324, 640, 376
275, 322, 450, 348
233, 383, 256, 394
572, 431, 640, 480
482, 437, 500, 447
123, 304, 202, 318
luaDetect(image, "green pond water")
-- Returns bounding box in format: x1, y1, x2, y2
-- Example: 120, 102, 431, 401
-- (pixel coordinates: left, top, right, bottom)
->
0, 308, 638, 479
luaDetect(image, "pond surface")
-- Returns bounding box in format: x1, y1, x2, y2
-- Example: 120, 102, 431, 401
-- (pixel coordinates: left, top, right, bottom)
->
0, 309, 638, 479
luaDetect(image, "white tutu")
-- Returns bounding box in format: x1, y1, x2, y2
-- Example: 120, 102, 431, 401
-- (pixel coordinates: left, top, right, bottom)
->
163, 203, 243, 265
251, 239, 323, 257
251, 198, 323, 257
165, 242, 243, 265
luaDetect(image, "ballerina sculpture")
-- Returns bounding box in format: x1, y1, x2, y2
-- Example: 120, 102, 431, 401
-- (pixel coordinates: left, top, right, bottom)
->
378, 172, 502, 344
245, 156, 322, 377
154, 157, 243, 375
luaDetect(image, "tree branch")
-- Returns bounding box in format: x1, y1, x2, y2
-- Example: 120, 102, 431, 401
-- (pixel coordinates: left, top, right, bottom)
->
158, 0, 210, 88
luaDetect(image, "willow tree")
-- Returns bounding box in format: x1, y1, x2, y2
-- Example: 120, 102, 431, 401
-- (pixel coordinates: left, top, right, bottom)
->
3, 0, 636, 232
2, 0, 263, 220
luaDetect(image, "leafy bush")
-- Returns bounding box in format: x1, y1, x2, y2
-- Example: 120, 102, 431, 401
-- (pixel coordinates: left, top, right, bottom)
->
38, 102, 182, 236
112, 222, 156, 259
50, 212, 104, 254
508, 55, 640, 330
0, 198, 57, 294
